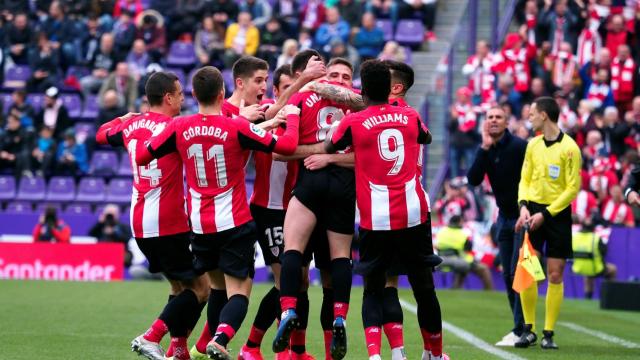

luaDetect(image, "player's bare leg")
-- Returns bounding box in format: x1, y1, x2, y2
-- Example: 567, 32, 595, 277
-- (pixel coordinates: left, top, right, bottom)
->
327, 230, 353, 360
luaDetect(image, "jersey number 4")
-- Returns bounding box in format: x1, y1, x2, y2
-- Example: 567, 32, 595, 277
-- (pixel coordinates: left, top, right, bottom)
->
187, 144, 227, 187
128, 140, 162, 186
377, 129, 405, 175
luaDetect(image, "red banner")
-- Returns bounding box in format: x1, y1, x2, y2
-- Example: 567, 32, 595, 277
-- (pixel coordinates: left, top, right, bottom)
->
0, 242, 124, 281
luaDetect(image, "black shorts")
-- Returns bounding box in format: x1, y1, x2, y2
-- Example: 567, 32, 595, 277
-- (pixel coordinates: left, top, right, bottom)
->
191, 222, 258, 279
250, 204, 285, 266
292, 165, 355, 235
527, 202, 573, 259
356, 222, 437, 282
136, 232, 198, 281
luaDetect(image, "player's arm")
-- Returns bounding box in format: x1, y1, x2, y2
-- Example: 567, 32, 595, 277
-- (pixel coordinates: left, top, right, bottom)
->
238, 107, 300, 155
324, 119, 352, 154
136, 123, 178, 165
416, 115, 432, 145
544, 145, 582, 220
273, 143, 326, 161
303, 152, 355, 171
95, 113, 139, 146
304, 81, 366, 111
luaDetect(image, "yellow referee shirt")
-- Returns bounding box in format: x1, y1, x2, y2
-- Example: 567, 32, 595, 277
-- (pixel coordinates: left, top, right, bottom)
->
518, 132, 581, 217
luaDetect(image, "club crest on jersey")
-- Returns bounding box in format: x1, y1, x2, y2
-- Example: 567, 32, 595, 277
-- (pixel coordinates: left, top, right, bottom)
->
271, 246, 279, 257
250, 123, 266, 137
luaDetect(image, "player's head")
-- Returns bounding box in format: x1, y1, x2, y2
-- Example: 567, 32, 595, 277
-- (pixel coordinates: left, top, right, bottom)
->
291, 49, 323, 79
232, 56, 269, 105
486, 106, 508, 138
530, 96, 560, 131
360, 59, 391, 104
382, 59, 414, 97
145, 71, 183, 116
192, 66, 224, 107
449, 215, 463, 228
273, 64, 294, 99
326, 57, 353, 87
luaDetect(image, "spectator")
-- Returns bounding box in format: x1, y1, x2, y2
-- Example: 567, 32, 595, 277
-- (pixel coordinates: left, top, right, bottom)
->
449, 87, 479, 178
600, 106, 631, 158
258, 17, 287, 69
576, 14, 602, 67
583, 130, 606, 164
89, 204, 133, 266
521, 0, 540, 46
277, 39, 299, 68
378, 40, 406, 62
365, 0, 399, 27
547, 42, 578, 90
556, 92, 578, 135
495, 74, 523, 117
113, 0, 144, 18
240, 0, 273, 28
126, 39, 150, 80
581, 47, 612, 83
337, 0, 362, 28
34, 87, 72, 141
571, 217, 617, 299
136, 12, 167, 62
4, 12, 32, 65
223, 12, 260, 68
112, 9, 137, 59
79, 15, 104, 67
300, 0, 326, 32
39, 0, 79, 67
7, 90, 36, 127
194, 15, 226, 67
26, 32, 61, 93
353, 12, 385, 61
167, 0, 206, 41
493, 32, 536, 95
462, 40, 495, 105
31, 125, 57, 176
400, 0, 438, 41
298, 29, 313, 51
604, 14, 631, 59
206, 0, 240, 25
97, 89, 127, 126
526, 77, 549, 104
98, 62, 138, 111
601, 185, 635, 227
328, 40, 360, 71
572, 185, 599, 224
584, 68, 615, 111
273, 0, 300, 36
434, 180, 470, 226
315, 7, 350, 55
435, 215, 494, 290
0, 114, 32, 175
55, 128, 89, 174
610, 44, 635, 112
32, 206, 71, 243
80, 32, 117, 97
538, 0, 579, 54
588, 156, 619, 201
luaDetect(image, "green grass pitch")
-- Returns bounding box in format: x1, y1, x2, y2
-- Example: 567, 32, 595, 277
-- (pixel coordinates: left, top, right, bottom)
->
1, 281, 639, 359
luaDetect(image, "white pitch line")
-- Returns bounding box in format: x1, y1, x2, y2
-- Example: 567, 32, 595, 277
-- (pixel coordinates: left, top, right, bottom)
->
558, 321, 640, 349
399, 299, 527, 360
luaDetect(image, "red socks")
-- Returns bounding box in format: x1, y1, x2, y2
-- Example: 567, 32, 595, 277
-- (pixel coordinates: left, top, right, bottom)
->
195, 321, 211, 353
323, 330, 332, 360
365, 326, 382, 357
170, 337, 190, 360
143, 319, 168, 343
333, 302, 349, 319
281, 296, 298, 312
247, 326, 266, 347
383, 322, 404, 349
421, 329, 442, 356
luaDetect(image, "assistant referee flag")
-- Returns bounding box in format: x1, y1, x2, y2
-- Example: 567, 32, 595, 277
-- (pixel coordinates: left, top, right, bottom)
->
513, 229, 546, 293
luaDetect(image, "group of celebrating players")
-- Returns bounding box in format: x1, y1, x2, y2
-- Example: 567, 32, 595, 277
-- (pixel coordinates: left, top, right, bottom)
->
96, 50, 447, 360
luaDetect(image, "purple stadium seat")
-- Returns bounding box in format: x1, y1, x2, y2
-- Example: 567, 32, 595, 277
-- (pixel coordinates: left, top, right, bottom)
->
80, 95, 100, 120
165, 67, 186, 87
5, 201, 34, 214
16, 176, 46, 201
1, 93, 13, 114
167, 42, 197, 68
0, 175, 16, 201
59, 93, 83, 119
117, 152, 133, 176
222, 70, 234, 95
45, 176, 76, 202
185, 68, 199, 93
74, 123, 96, 144
90, 150, 119, 176
35, 202, 62, 213
64, 203, 92, 215
26, 93, 45, 111
183, 96, 197, 113
106, 179, 133, 204
394, 20, 425, 47
376, 19, 394, 42
76, 177, 106, 202
3, 65, 31, 89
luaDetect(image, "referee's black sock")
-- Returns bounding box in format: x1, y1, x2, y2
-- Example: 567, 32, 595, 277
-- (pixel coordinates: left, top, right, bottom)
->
279, 250, 303, 311
159, 289, 199, 337
331, 257, 352, 319
214, 294, 249, 347
246, 286, 279, 347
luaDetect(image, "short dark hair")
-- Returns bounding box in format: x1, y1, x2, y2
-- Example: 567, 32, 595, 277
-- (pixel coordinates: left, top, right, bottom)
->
273, 64, 292, 89
327, 57, 353, 73
145, 72, 179, 106
534, 96, 560, 123
291, 49, 323, 75
360, 59, 391, 103
382, 60, 414, 95
232, 56, 269, 81
192, 66, 224, 106
13, 89, 26, 100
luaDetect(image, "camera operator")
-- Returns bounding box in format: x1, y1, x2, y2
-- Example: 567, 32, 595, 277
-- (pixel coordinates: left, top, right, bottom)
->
32, 206, 71, 243
89, 204, 132, 266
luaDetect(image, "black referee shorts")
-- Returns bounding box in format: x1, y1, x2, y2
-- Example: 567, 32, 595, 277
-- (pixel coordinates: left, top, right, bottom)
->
527, 202, 573, 259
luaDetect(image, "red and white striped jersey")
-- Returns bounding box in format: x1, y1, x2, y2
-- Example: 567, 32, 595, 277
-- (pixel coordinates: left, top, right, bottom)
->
329, 104, 430, 230
287, 90, 352, 145
601, 198, 634, 225
222, 100, 240, 118
588, 170, 619, 194
572, 190, 599, 220
138, 113, 299, 234
95, 112, 189, 238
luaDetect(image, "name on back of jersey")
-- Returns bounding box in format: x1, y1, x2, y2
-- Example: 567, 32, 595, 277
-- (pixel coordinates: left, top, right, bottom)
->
183, 125, 229, 141
362, 113, 409, 130
305, 93, 323, 108
123, 118, 164, 138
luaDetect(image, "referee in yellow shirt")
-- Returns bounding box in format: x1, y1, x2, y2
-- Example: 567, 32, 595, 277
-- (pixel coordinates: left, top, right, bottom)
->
515, 97, 581, 350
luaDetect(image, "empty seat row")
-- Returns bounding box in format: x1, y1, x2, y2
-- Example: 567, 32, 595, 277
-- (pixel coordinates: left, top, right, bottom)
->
4, 200, 129, 217
0, 176, 132, 204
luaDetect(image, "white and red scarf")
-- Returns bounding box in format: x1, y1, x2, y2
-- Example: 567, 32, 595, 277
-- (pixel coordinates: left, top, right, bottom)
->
552, 51, 577, 88
611, 57, 635, 102
454, 102, 477, 133
577, 28, 602, 67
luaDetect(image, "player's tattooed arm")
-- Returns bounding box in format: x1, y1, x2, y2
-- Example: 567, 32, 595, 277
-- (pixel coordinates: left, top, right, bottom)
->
309, 82, 366, 111
273, 142, 326, 161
